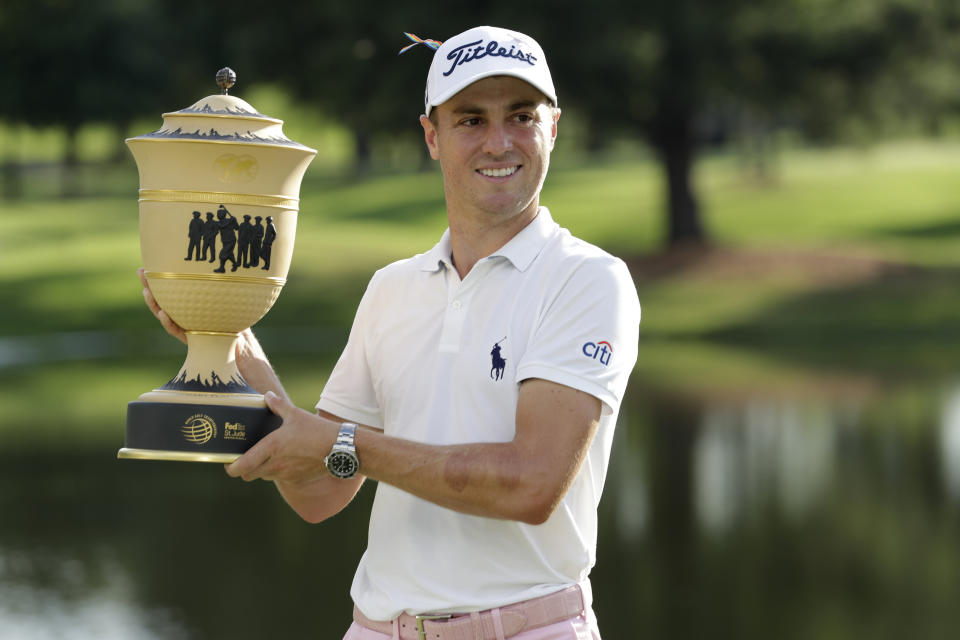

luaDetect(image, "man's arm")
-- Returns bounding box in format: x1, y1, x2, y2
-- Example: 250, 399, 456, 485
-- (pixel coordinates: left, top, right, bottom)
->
227, 378, 601, 525
138, 268, 364, 523
228, 336, 368, 524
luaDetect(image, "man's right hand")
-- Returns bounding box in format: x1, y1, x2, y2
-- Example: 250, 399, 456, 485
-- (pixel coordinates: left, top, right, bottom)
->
138, 267, 187, 345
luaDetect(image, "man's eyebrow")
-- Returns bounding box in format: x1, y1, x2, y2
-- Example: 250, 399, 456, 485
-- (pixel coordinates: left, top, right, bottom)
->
508, 100, 540, 111
451, 104, 486, 115
450, 100, 544, 115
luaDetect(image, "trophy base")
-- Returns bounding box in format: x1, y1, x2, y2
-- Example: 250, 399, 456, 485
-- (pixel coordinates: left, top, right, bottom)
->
120, 400, 282, 463
117, 448, 244, 464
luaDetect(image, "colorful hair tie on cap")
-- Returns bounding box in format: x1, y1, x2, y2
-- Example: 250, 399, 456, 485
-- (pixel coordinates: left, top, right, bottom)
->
399, 32, 443, 55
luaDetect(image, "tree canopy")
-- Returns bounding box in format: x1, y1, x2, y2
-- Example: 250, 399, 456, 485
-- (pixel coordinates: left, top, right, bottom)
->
2, 0, 959, 244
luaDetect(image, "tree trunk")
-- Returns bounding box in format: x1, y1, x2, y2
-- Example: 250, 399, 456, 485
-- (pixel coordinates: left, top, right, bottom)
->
61, 124, 82, 198
352, 128, 372, 177
2, 127, 23, 201
655, 135, 707, 248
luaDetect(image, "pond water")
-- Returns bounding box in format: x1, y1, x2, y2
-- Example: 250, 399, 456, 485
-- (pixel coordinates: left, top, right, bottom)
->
2, 373, 960, 639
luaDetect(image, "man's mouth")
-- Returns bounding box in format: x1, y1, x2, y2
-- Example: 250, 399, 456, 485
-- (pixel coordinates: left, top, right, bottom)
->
478, 165, 520, 178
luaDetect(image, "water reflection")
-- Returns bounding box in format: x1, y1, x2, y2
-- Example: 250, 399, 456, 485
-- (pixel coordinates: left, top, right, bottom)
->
939, 382, 960, 504
3, 377, 960, 639
694, 400, 842, 535
0, 550, 189, 640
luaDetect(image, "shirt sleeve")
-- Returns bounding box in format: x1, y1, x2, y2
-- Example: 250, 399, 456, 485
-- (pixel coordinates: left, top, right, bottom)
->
315, 274, 384, 429
516, 255, 640, 416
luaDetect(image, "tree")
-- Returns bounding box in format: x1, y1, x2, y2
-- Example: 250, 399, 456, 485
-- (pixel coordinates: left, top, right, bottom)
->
537, 0, 960, 248
0, 0, 179, 197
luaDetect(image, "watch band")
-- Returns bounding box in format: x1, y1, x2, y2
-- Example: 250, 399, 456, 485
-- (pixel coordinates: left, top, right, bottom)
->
335, 422, 357, 447
325, 422, 360, 479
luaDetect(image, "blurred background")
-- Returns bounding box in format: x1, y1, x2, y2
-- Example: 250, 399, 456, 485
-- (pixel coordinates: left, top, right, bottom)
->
3, 0, 960, 638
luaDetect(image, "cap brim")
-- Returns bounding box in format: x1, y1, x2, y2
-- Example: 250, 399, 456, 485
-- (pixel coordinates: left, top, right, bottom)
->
425, 69, 557, 116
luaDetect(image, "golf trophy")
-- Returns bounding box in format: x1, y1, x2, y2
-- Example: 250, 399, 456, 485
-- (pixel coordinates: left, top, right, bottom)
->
119, 68, 316, 463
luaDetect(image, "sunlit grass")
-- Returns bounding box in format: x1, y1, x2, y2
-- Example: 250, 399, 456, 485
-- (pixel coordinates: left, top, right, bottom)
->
701, 140, 960, 264
3, 137, 960, 443
4, 138, 960, 341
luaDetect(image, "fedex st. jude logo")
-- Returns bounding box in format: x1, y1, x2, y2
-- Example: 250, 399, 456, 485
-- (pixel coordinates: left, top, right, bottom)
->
582, 340, 613, 366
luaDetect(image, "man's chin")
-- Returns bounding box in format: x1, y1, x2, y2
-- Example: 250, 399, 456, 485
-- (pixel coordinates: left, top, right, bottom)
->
477, 197, 539, 219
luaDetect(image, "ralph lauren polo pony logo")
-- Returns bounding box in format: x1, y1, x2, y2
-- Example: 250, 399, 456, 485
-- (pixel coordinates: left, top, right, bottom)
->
490, 338, 507, 381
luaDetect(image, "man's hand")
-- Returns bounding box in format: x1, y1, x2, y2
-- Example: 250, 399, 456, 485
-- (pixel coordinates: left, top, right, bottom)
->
225, 392, 366, 524
225, 391, 338, 485
138, 268, 186, 344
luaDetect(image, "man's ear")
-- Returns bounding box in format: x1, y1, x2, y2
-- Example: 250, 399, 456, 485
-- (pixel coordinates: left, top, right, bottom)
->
420, 114, 441, 160
548, 107, 561, 151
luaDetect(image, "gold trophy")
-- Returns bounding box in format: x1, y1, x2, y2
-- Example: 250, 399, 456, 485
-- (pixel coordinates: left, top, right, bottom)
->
119, 68, 316, 463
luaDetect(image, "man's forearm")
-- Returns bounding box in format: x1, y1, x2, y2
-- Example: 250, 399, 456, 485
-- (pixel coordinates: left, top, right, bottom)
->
275, 474, 365, 524
350, 380, 599, 524
226, 380, 599, 526
354, 431, 533, 522
353, 427, 579, 525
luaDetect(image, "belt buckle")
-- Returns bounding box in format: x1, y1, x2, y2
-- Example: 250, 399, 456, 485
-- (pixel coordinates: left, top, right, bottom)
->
415, 613, 452, 640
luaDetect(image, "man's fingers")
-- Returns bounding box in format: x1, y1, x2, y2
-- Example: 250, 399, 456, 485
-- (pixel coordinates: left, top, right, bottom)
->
224, 394, 291, 480
225, 435, 272, 480
142, 285, 160, 315
139, 268, 188, 344
264, 390, 291, 417
157, 310, 187, 344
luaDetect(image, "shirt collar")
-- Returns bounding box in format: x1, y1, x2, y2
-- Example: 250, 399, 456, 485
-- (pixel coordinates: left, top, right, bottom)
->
417, 207, 557, 273
418, 228, 454, 272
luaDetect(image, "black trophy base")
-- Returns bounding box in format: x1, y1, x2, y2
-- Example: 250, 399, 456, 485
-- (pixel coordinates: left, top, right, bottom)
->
119, 401, 282, 463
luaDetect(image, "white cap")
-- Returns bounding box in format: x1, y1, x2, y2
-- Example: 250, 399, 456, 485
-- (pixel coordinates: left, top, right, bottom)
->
424, 26, 557, 116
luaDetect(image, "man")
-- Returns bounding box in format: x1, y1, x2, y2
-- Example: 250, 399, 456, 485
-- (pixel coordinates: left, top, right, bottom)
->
251, 215, 265, 267
184, 210, 203, 261
201, 211, 218, 263
260, 215, 276, 270
142, 26, 639, 639
238, 214, 254, 268
212, 204, 240, 273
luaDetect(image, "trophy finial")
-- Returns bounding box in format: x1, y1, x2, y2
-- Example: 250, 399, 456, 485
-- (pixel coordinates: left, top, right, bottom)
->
216, 67, 237, 95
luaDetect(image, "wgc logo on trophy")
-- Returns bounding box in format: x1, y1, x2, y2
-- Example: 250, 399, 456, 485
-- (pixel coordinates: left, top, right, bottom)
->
119, 68, 317, 463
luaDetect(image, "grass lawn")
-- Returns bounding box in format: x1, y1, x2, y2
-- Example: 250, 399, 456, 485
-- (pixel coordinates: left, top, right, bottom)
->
2, 138, 959, 441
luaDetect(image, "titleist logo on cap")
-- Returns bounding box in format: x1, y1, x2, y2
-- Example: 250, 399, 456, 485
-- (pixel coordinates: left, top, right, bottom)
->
442, 39, 538, 77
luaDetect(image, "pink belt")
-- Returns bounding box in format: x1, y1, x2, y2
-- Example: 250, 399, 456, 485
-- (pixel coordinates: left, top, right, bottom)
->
353, 584, 586, 640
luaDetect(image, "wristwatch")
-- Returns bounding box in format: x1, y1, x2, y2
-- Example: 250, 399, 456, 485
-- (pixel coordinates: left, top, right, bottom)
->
325, 422, 359, 479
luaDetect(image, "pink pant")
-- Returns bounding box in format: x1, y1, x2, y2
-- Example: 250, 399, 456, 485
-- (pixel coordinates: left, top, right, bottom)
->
342, 609, 602, 639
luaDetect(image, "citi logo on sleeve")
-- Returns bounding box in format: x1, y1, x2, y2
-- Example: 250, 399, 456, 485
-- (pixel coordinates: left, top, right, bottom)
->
582, 341, 613, 366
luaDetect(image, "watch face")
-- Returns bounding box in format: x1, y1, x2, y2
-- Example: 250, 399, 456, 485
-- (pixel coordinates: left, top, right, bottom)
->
326, 451, 359, 479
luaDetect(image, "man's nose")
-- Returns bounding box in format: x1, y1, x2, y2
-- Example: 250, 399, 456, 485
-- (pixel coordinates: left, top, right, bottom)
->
482, 122, 513, 155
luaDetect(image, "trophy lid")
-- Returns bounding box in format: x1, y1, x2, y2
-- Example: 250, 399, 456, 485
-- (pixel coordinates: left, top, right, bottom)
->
128, 68, 315, 152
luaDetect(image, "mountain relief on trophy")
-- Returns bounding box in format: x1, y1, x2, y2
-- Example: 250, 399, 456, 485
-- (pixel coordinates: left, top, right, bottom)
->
183, 204, 277, 273
162, 369, 256, 394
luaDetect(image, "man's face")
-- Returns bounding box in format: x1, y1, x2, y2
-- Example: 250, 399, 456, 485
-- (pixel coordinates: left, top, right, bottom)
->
421, 76, 559, 223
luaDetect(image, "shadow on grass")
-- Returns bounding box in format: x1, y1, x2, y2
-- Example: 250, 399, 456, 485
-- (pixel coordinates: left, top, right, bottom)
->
301, 171, 447, 225
0, 266, 371, 339
869, 218, 960, 239
703, 265, 960, 379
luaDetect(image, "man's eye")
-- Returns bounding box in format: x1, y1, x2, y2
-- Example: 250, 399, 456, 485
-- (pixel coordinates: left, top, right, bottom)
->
461, 117, 482, 127
515, 113, 534, 123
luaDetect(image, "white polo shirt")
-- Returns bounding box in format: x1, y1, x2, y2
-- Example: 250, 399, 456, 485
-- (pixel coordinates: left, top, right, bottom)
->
316, 207, 640, 621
